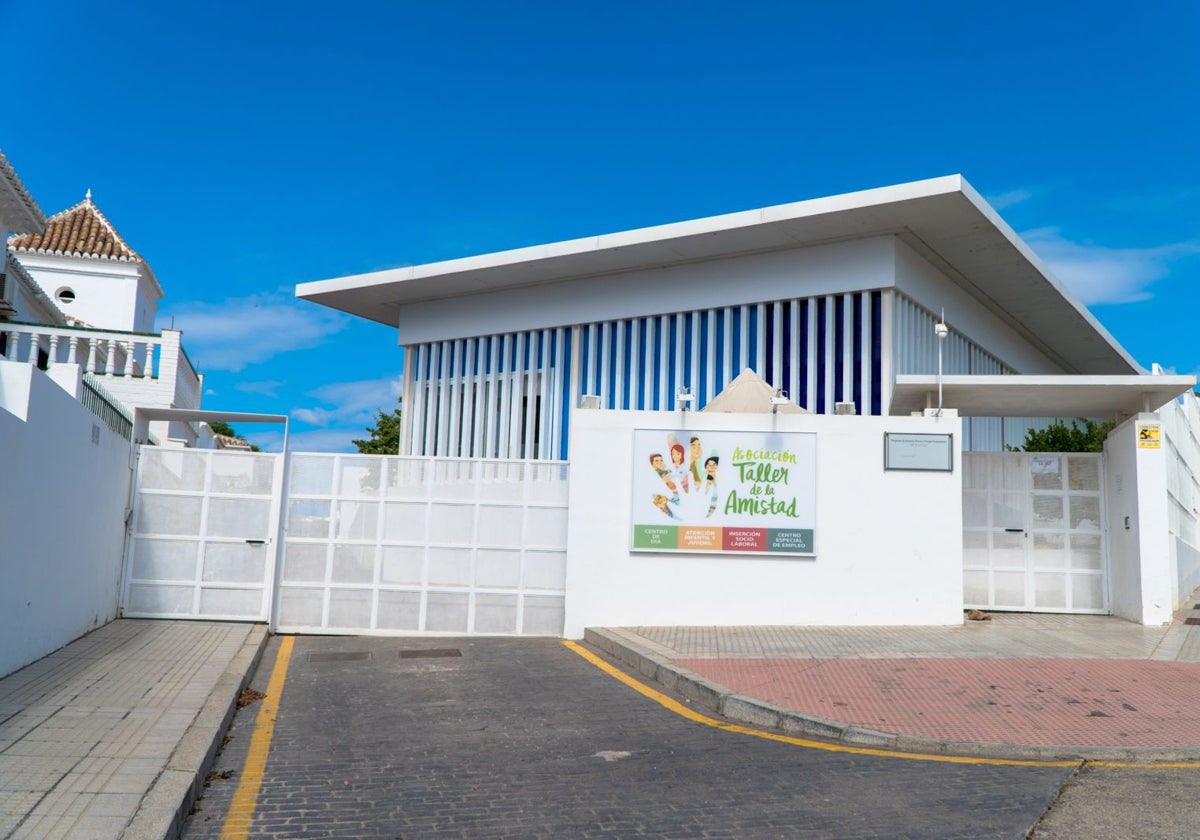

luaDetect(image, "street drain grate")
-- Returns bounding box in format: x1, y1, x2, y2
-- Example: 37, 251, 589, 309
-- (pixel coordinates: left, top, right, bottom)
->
398, 649, 462, 659
307, 651, 373, 662
1185, 618, 1200, 626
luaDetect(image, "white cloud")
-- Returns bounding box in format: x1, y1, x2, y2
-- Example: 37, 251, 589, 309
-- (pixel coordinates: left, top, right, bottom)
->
1021, 227, 1200, 306
291, 374, 403, 429
234, 379, 286, 398
161, 291, 349, 372
986, 188, 1034, 210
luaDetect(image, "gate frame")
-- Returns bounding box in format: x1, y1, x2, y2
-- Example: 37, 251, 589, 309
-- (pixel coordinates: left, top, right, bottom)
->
120, 409, 290, 623
962, 450, 1111, 615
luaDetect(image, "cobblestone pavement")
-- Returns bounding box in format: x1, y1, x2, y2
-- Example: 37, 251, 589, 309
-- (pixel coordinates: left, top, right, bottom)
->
184, 636, 1074, 839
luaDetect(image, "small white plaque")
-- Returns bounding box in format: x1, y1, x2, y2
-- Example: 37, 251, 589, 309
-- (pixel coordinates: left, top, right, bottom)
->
884, 433, 953, 472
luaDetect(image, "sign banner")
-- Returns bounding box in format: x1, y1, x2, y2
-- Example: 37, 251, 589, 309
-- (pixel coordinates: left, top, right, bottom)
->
630, 428, 816, 556
1137, 422, 1161, 449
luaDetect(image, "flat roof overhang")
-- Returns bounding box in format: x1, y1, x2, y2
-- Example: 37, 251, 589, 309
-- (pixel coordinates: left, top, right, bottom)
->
890, 375, 1197, 417
134, 408, 288, 425
297, 175, 1140, 375
133, 408, 291, 451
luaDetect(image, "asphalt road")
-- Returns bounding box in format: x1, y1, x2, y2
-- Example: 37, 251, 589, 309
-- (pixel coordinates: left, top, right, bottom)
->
182, 636, 1183, 839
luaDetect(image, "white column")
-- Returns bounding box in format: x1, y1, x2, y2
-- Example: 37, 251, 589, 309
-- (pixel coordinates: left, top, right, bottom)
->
447, 339, 462, 458
106, 339, 118, 376
704, 311, 716, 407
860, 292, 873, 415
688, 312, 700, 404
771, 302, 783, 392
788, 299, 801, 410
471, 338, 486, 459
422, 343, 439, 457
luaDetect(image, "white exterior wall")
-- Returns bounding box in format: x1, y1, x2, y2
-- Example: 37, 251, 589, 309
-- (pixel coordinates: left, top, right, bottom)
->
16, 253, 156, 333
563, 409, 964, 637
0, 361, 132, 678
396, 237, 896, 345
1161, 395, 1200, 604
1104, 414, 1174, 624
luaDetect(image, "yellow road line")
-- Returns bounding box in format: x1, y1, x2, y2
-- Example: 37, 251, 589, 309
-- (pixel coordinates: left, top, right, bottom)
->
563, 640, 1083, 768
220, 635, 295, 839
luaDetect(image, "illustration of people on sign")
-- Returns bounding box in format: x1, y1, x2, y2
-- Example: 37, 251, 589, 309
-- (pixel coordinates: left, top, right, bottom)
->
642, 432, 725, 523
666, 434, 691, 496
703, 454, 719, 517
652, 493, 682, 520
648, 453, 681, 505
687, 435, 704, 486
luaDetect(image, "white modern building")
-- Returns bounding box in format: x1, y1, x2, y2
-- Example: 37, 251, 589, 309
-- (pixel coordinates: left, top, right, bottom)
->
296, 176, 1200, 631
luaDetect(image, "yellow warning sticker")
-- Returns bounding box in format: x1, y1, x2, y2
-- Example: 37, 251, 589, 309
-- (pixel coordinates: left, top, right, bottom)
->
1137, 422, 1161, 449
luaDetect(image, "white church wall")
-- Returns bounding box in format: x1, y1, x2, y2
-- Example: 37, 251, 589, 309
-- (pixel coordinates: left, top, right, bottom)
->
563, 409, 964, 637
17, 253, 148, 333
0, 361, 132, 678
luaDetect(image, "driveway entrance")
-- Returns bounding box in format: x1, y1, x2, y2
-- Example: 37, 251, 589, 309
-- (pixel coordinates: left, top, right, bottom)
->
120, 447, 569, 635
121, 447, 283, 621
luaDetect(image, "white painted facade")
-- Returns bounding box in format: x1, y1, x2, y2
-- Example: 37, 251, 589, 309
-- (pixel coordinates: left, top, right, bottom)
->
0, 361, 132, 678
563, 409, 965, 636
16, 250, 161, 334
4, 190, 203, 446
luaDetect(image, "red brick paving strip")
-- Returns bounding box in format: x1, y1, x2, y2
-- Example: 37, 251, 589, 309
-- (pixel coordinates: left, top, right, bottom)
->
680, 658, 1200, 747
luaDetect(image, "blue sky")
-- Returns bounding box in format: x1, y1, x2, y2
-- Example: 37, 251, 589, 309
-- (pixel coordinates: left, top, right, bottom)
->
6, 1, 1197, 451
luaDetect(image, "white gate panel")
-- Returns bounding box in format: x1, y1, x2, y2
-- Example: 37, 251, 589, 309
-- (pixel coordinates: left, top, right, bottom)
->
122, 447, 283, 620
276, 455, 568, 635
963, 452, 1108, 614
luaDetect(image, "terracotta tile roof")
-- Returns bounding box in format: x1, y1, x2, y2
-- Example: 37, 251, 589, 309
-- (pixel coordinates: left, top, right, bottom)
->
8, 192, 140, 262
213, 434, 253, 451
0, 148, 46, 234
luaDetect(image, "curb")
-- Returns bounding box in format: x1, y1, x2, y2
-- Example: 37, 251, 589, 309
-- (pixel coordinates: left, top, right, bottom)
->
582, 627, 1200, 764
124, 624, 270, 840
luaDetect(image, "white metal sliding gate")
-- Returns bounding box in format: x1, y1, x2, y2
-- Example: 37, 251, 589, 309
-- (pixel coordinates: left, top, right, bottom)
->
276, 454, 568, 635
121, 448, 570, 635
962, 452, 1108, 613
122, 447, 283, 620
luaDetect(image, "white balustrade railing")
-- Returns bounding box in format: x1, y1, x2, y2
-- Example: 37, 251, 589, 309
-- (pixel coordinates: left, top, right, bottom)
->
2, 321, 167, 379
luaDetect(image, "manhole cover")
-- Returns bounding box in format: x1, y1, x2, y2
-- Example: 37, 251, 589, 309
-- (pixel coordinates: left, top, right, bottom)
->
307, 651, 373, 662
398, 649, 462, 659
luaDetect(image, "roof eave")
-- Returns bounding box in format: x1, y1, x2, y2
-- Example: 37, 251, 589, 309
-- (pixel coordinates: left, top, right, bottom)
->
296, 175, 1139, 374
0, 150, 46, 234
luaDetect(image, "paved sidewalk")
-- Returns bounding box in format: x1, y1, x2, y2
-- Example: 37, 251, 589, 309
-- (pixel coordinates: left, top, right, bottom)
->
0, 619, 266, 840
586, 606, 1200, 761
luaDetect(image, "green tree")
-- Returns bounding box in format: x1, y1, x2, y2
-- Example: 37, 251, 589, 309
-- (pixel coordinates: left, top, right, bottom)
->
353, 399, 402, 454
1016, 418, 1116, 453
207, 420, 261, 451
